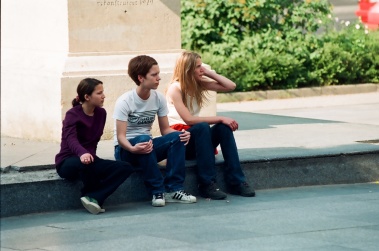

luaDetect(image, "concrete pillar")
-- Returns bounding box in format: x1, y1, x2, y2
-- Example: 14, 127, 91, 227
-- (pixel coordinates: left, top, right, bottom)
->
1, 0, 216, 142
1, 0, 68, 141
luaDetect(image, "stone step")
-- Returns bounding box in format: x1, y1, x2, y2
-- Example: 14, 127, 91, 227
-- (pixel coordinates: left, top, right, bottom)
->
2, 148, 378, 218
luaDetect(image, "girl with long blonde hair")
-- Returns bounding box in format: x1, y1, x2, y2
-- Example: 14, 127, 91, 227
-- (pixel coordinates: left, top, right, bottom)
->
166, 51, 255, 199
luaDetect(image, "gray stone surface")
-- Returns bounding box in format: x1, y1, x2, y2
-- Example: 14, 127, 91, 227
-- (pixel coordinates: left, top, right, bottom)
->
1, 183, 378, 251
2, 150, 378, 218
1, 91, 379, 218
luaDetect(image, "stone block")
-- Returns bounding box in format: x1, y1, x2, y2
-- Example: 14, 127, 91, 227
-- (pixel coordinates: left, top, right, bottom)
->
68, 0, 180, 53
2, 0, 215, 142
2, 150, 379, 217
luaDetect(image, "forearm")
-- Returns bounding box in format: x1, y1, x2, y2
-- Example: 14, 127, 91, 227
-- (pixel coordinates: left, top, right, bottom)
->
204, 71, 236, 92
184, 115, 223, 126
117, 135, 134, 152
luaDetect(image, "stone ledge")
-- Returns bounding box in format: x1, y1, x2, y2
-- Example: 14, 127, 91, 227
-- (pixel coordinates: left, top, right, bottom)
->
1, 149, 379, 218
217, 83, 379, 103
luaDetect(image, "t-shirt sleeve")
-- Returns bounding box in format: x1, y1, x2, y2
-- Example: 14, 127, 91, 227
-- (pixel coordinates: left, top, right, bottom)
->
113, 95, 130, 122
157, 92, 169, 117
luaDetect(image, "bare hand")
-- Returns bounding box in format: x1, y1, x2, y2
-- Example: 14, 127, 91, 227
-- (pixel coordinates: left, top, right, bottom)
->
179, 129, 191, 145
132, 140, 153, 154
202, 65, 212, 77
80, 153, 94, 164
221, 117, 239, 131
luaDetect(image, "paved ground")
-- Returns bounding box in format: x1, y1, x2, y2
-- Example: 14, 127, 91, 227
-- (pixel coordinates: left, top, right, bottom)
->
330, 0, 359, 23
1, 91, 379, 250
2, 92, 379, 170
1, 183, 378, 251
217, 92, 379, 150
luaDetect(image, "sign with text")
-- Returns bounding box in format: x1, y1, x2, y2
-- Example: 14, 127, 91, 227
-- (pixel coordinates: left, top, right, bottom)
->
68, 0, 180, 54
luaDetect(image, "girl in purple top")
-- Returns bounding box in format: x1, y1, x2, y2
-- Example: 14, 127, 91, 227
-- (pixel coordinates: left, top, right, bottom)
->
55, 78, 134, 214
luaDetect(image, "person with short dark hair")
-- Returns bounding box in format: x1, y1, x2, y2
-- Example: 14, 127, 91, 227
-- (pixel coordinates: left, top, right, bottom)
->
114, 55, 196, 207
55, 78, 135, 214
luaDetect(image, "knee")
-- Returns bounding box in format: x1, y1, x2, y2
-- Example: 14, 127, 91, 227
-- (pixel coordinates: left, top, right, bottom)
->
171, 131, 181, 137
197, 122, 209, 129
191, 122, 210, 133
169, 131, 183, 144
214, 123, 232, 133
134, 135, 152, 143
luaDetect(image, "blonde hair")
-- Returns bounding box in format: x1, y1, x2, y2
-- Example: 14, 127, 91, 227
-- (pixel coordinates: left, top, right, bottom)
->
171, 51, 209, 111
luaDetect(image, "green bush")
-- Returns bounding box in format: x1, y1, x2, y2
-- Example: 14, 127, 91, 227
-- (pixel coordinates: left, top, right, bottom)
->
202, 31, 308, 91
181, 0, 379, 91
322, 21, 379, 83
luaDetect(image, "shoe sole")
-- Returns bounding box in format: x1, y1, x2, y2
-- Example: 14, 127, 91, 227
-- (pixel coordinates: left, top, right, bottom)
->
199, 192, 227, 200
230, 191, 256, 197
80, 197, 103, 215
243, 192, 256, 197
165, 198, 197, 203
152, 200, 165, 207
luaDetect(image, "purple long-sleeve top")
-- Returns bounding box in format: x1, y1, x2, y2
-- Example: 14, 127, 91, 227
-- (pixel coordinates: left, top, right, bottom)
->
55, 105, 106, 167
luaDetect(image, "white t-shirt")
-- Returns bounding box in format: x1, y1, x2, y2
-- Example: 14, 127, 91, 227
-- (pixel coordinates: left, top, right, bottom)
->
166, 82, 200, 126
113, 89, 168, 145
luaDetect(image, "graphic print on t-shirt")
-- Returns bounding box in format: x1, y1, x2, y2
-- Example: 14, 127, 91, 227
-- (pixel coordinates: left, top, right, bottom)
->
128, 110, 157, 125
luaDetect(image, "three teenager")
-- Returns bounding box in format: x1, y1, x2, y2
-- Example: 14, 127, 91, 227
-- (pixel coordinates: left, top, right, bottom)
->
55, 51, 255, 214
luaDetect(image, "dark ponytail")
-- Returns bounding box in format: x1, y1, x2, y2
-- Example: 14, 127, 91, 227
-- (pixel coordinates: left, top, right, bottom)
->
71, 78, 103, 107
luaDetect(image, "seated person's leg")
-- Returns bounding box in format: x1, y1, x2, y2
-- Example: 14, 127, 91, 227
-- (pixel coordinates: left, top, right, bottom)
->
211, 123, 255, 197
115, 135, 165, 203
153, 132, 196, 203
187, 123, 227, 200
56, 156, 82, 181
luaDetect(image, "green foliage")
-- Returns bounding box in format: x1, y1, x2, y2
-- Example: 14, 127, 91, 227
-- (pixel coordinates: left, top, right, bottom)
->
181, 0, 379, 91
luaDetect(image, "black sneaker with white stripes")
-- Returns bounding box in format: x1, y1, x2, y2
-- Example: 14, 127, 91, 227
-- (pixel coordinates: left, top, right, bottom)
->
165, 190, 197, 203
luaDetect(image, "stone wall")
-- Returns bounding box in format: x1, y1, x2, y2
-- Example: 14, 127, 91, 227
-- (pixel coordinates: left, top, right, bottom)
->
1, 0, 216, 141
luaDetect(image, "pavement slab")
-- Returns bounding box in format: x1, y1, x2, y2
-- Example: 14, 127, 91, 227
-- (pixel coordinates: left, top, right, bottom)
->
1, 183, 378, 251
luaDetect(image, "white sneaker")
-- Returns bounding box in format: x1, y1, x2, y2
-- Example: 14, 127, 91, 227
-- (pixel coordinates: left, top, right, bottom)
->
165, 190, 197, 204
152, 193, 165, 207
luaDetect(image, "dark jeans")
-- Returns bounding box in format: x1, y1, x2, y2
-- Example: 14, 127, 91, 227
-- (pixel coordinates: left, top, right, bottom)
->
114, 132, 186, 195
56, 157, 134, 206
186, 122, 246, 186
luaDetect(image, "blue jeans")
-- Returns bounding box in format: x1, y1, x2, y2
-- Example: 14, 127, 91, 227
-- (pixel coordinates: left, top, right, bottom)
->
186, 122, 246, 186
115, 132, 186, 195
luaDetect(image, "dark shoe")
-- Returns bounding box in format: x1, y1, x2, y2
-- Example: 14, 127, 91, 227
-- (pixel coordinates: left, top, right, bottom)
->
229, 182, 256, 197
80, 196, 105, 214
199, 182, 227, 200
